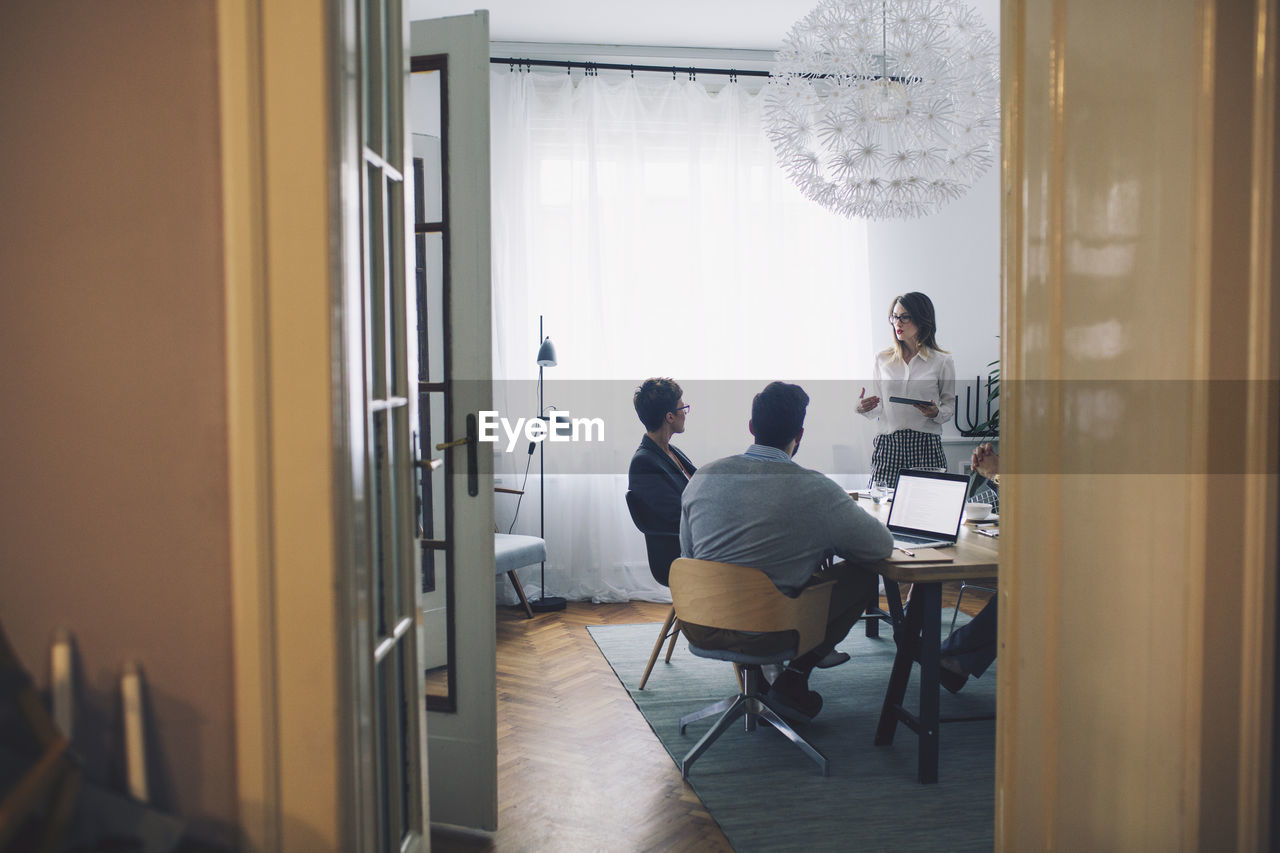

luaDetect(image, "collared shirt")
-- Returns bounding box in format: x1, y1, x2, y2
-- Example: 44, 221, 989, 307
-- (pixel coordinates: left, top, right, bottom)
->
742, 444, 794, 463
858, 346, 956, 436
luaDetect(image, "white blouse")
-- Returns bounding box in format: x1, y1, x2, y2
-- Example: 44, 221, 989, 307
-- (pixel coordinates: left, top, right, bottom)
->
857, 347, 956, 436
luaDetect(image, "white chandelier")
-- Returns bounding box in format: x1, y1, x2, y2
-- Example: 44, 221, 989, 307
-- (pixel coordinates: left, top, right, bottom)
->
763, 0, 1000, 220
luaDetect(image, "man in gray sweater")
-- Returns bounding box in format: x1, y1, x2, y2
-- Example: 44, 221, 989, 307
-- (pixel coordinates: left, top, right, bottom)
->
679, 381, 894, 720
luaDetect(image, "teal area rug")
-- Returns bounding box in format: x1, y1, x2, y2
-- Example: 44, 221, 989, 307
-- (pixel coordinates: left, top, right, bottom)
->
588, 615, 995, 853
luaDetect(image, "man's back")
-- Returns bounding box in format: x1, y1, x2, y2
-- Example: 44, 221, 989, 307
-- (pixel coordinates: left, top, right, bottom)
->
679, 447, 893, 596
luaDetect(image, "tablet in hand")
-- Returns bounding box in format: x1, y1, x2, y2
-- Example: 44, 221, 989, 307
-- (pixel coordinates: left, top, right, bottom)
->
889, 396, 932, 406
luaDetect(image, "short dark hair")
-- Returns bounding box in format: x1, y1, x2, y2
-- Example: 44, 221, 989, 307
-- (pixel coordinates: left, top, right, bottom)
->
633, 378, 683, 431
750, 381, 809, 449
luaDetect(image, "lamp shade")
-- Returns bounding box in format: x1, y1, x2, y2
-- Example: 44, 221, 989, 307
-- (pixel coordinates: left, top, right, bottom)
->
536, 337, 557, 367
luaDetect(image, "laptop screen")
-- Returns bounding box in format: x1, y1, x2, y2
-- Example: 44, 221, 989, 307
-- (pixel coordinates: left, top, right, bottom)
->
886, 470, 970, 541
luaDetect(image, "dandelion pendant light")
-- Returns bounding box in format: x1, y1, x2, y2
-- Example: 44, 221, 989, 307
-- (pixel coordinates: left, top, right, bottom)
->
763, 0, 1000, 220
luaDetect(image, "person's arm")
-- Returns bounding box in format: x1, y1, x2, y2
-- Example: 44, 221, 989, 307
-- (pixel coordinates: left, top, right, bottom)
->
933, 354, 956, 426
628, 452, 682, 530
911, 353, 955, 421
856, 357, 884, 420
971, 443, 999, 479
826, 480, 894, 563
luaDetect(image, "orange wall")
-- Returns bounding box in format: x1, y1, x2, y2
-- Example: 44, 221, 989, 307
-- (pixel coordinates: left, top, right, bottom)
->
0, 1, 235, 842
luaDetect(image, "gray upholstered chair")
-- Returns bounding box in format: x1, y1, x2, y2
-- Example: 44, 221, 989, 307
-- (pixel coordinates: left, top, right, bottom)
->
495, 487, 545, 619
669, 558, 835, 778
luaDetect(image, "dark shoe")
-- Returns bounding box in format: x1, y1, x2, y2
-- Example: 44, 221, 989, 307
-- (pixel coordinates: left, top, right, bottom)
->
815, 650, 851, 669
939, 657, 969, 694
768, 670, 823, 721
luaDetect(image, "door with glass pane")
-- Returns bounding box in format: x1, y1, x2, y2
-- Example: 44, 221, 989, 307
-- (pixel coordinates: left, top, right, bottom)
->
409, 12, 498, 831
344, 0, 430, 849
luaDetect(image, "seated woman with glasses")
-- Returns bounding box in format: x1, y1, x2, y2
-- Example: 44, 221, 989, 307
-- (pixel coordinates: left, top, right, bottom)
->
856, 291, 956, 489
627, 378, 695, 535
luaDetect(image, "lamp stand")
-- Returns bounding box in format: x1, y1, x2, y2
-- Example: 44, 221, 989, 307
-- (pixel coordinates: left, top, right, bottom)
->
531, 316, 565, 613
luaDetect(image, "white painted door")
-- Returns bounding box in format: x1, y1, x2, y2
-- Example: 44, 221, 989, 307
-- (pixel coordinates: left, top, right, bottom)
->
408, 12, 498, 832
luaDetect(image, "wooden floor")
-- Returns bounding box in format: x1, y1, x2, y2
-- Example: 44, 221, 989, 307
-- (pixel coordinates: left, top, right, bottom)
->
430, 586, 991, 853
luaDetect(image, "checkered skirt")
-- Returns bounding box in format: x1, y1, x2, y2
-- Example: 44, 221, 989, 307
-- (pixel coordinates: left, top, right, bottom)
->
869, 428, 948, 489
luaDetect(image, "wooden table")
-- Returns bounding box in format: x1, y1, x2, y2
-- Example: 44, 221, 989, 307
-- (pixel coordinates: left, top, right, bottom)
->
856, 496, 999, 783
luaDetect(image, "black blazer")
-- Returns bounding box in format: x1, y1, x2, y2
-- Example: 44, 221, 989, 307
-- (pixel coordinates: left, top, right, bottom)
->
627, 434, 696, 533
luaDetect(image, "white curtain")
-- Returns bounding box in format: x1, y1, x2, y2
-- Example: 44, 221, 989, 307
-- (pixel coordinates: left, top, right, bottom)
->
489, 69, 877, 604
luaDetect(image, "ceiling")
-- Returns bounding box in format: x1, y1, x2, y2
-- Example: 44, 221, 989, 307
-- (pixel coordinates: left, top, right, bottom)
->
405, 0, 824, 52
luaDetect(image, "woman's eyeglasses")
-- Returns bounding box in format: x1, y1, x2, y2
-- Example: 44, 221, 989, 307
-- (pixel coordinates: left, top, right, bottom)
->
889, 313, 914, 324
675, 404, 691, 414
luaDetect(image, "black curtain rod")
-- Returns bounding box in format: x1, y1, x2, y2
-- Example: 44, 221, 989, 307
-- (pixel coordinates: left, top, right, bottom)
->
491, 56, 771, 79
489, 58, 907, 84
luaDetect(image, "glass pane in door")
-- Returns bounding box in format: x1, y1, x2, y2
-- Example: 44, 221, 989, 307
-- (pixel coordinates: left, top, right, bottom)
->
410, 60, 456, 711
352, 0, 426, 847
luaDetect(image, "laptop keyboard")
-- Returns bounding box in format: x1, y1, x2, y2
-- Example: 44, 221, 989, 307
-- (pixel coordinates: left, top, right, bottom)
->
893, 534, 954, 548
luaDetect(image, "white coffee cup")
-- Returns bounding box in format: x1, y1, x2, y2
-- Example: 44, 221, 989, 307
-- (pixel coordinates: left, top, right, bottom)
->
964, 501, 993, 521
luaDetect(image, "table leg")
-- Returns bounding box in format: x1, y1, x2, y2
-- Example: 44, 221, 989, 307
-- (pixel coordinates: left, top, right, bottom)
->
874, 580, 915, 746
864, 603, 880, 638
917, 582, 942, 784
884, 578, 905, 624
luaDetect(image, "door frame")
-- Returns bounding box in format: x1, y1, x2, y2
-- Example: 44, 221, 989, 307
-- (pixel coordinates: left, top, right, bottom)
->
219, 0, 416, 848
997, 0, 1277, 847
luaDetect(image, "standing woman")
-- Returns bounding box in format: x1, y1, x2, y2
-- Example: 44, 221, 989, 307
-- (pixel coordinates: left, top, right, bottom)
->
856, 292, 956, 489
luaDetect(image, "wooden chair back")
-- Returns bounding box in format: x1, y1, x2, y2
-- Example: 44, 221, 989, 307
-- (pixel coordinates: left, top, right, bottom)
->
668, 558, 833, 658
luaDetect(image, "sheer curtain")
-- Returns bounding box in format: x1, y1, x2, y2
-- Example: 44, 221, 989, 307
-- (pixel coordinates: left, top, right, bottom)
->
490, 69, 876, 604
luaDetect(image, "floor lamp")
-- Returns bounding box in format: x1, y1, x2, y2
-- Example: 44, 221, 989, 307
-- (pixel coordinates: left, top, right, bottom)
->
530, 315, 566, 613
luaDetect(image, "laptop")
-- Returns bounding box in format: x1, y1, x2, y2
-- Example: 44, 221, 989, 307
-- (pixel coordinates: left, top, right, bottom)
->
885, 469, 971, 549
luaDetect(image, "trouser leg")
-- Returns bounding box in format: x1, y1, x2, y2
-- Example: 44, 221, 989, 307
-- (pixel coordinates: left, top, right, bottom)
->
790, 561, 878, 672
939, 597, 999, 677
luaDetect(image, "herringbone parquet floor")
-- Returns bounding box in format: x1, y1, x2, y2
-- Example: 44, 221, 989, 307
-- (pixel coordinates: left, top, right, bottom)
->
431, 599, 729, 853
431, 587, 990, 853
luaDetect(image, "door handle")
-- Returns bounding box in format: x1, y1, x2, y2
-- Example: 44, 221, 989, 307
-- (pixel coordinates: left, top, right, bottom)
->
465, 413, 478, 496
435, 414, 479, 496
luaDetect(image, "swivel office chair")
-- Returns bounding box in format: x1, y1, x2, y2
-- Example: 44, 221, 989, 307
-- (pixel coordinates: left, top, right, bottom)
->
669, 558, 835, 777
